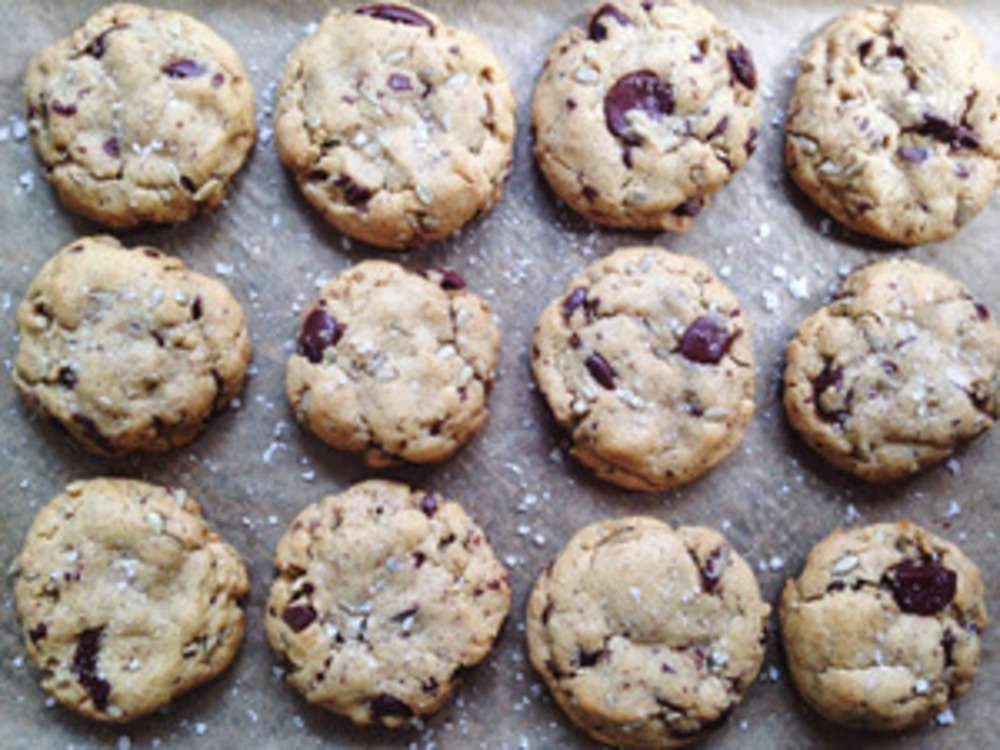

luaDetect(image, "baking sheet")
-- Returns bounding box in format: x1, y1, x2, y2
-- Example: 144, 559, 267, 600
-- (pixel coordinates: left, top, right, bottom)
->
1, 1, 998, 748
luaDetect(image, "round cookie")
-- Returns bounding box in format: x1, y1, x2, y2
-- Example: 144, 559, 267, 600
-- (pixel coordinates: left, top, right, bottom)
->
286, 261, 499, 467
531, 247, 754, 491
527, 517, 770, 749
13, 478, 249, 722
783, 259, 1000, 482
13, 235, 252, 456
275, 3, 516, 250
532, 0, 760, 231
780, 522, 987, 731
24, 3, 256, 229
785, 4, 1000, 245
265, 480, 510, 727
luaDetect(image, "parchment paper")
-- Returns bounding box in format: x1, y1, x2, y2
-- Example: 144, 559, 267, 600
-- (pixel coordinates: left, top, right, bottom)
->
1, 2, 997, 748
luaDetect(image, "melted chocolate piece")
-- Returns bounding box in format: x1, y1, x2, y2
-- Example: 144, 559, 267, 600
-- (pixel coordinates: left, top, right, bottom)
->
161, 59, 207, 79
727, 44, 757, 89
370, 693, 413, 721
887, 558, 957, 616
356, 4, 434, 30
73, 627, 111, 711
604, 70, 674, 145
282, 604, 317, 632
585, 352, 616, 390
679, 316, 738, 364
588, 4, 630, 41
297, 307, 346, 363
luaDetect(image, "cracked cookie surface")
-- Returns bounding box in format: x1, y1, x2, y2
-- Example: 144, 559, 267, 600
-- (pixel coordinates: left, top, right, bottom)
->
785, 4, 1000, 245
24, 3, 256, 229
13, 235, 252, 456
13, 478, 249, 722
531, 247, 754, 491
275, 2, 516, 250
527, 517, 769, 749
286, 260, 499, 467
264, 479, 510, 727
780, 522, 987, 731
532, 0, 760, 231
783, 258, 1000, 482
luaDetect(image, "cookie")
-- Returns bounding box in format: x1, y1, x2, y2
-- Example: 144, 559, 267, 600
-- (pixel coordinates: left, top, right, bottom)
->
13, 235, 252, 456
24, 3, 256, 229
781, 522, 987, 731
532, 0, 760, 231
286, 261, 499, 467
783, 259, 1000, 482
785, 4, 1000, 245
275, 3, 516, 250
531, 247, 754, 491
527, 517, 769, 749
264, 480, 510, 727
13, 478, 249, 722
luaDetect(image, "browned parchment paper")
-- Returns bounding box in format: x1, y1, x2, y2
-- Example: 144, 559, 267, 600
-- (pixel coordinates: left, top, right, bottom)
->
1, 1, 998, 748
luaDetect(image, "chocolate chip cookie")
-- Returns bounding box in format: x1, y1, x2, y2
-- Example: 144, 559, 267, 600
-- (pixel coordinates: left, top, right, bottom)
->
13, 235, 252, 456
24, 3, 256, 229
286, 261, 499, 467
783, 259, 1000, 482
13, 478, 249, 722
527, 517, 770, 748
785, 4, 1000, 245
265, 480, 510, 727
532, 0, 760, 231
275, 3, 516, 250
531, 247, 754, 491
781, 522, 987, 731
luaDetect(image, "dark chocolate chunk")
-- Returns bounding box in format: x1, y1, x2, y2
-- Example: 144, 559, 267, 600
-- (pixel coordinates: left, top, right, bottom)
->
678, 316, 738, 364
29, 622, 48, 643
161, 59, 207, 79
604, 70, 674, 145
282, 604, 318, 632
886, 558, 957, 616
370, 693, 413, 721
672, 197, 703, 218
334, 175, 374, 208
73, 626, 110, 711
588, 4, 630, 42
700, 545, 726, 592
918, 115, 980, 150
82, 23, 127, 59
727, 44, 757, 90
420, 493, 439, 517
356, 4, 434, 29
577, 648, 605, 667
297, 307, 346, 364
57, 366, 77, 389
51, 100, 77, 117
585, 352, 616, 390
102, 137, 120, 158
